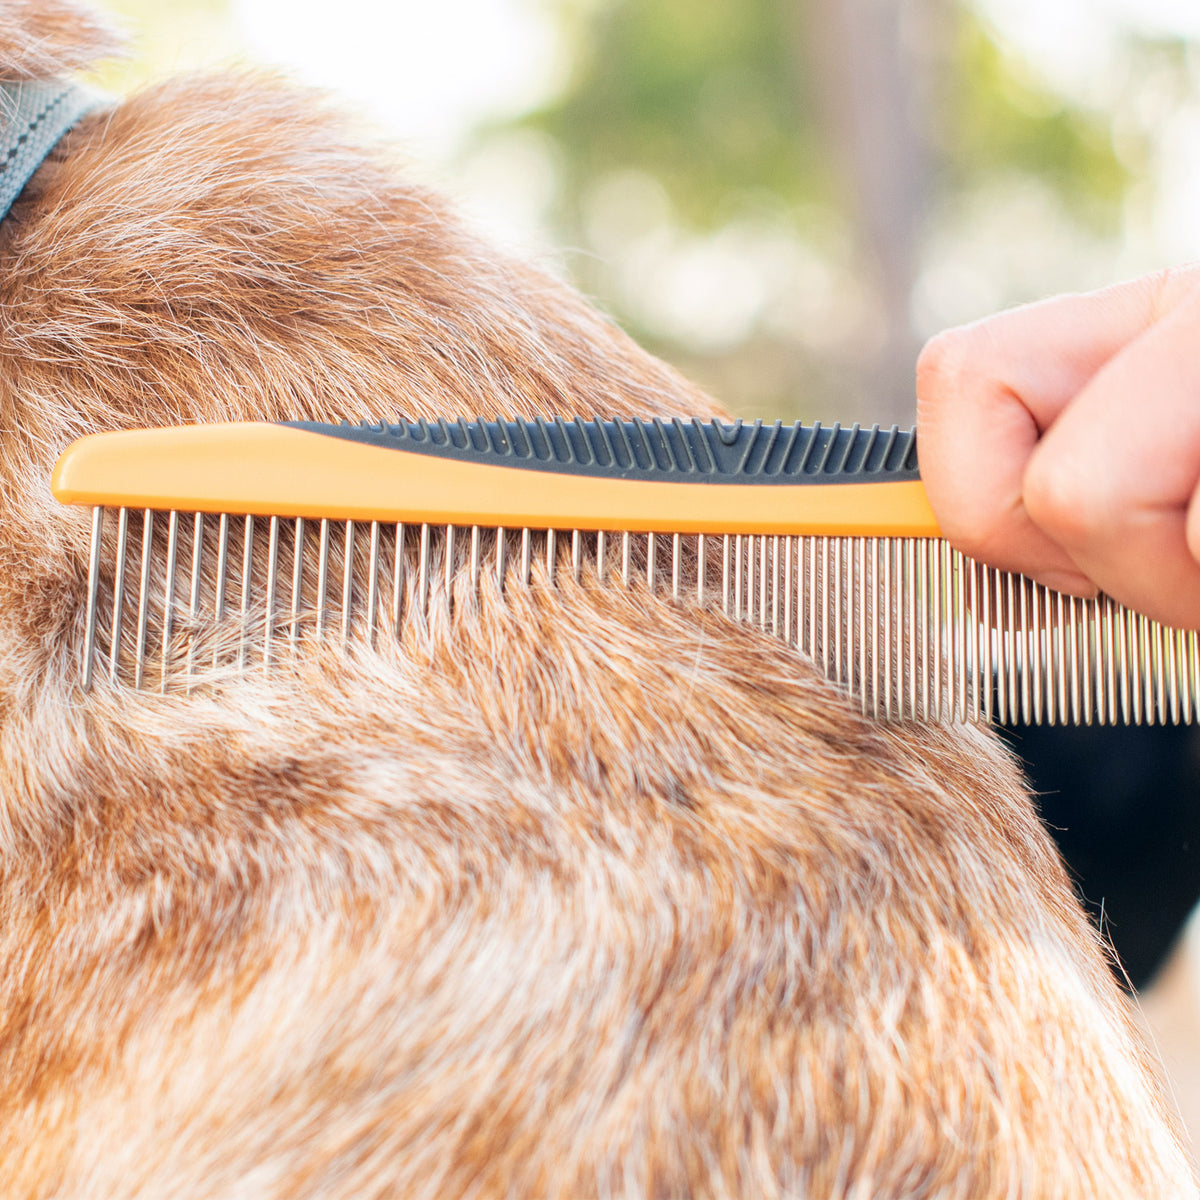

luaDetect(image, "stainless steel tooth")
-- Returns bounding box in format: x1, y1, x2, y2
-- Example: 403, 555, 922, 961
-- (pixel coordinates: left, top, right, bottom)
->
1148, 614, 1160, 725
905, 541, 917, 721
734, 534, 744, 619
933, 542, 944, 722
419, 523, 432, 611
1084, 595, 1094, 724
697, 533, 707, 607
82, 506, 104, 692
573, 530, 582, 585
981, 562, 993, 725
238, 515, 254, 671
884, 537, 893, 720
946, 543, 958, 722
1029, 581, 1042, 725
722, 534, 731, 617
672, 532, 681, 602
1117, 600, 1130, 724
316, 518, 331, 639
1005, 571, 1017, 725
646, 532, 656, 592
870, 538, 880, 720
970, 556, 981, 723
1041, 586, 1053, 725
857, 537, 867, 714
846, 538, 857, 700
921, 542, 931, 720
771, 535, 781, 637
160, 509, 179, 693
495, 526, 507, 593
1175, 626, 1186, 725
1054, 590, 1066, 726
1180, 626, 1190, 723
1185, 628, 1195, 720
341, 520, 355, 644
1068, 593, 1080, 726
783, 536, 793, 645
135, 510, 154, 689
759, 536, 768, 631
821, 537, 831, 679
366, 520, 380, 644
473, 526, 483, 592
393, 522, 406, 631
291, 517, 306, 650
213, 512, 229, 668
1145, 617, 1157, 725
1155, 620, 1168, 724
265, 515, 280, 665
834, 538, 844, 687
952, 549, 966, 723
988, 564, 998, 720
920, 542, 929, 720
1167, 625, 1181, 725
110, 506, 129, 683
186, 512, 204, 688
807, 537, 819, 663
445, 524, 457, 610
546, 527, 557, 585
1103, 595, 1116, 726
1131, 609, 1145, 725
1142, 614, 1156, 725
621, 531, 631, 588
1017, 574, 1029, 725
597, 530, 606, 582
902, 541, 910, 719
744, 536, 754, 624
801, 535, 811, 652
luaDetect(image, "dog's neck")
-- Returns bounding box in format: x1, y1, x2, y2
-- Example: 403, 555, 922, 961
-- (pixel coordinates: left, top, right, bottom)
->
0, 79, 100, 222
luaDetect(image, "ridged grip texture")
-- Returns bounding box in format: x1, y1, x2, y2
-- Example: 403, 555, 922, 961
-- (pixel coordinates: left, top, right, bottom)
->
283, 418, 920, 485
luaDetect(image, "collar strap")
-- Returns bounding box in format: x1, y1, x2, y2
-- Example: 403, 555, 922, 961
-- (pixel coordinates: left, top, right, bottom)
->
0, 80, 101, 223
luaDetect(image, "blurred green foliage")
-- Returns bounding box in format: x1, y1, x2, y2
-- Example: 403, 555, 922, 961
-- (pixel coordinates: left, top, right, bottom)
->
524, 0, 1129, 237
527, 0, 831, 226
942, 16, 1130, 234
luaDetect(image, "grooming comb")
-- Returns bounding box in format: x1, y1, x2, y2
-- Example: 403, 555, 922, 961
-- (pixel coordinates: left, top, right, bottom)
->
51, 417, 1199, 725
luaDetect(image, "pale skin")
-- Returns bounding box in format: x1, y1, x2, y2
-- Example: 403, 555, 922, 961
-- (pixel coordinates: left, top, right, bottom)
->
916, 264, 1200, 631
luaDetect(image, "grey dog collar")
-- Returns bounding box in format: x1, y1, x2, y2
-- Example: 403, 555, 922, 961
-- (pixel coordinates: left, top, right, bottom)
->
0, 80, 101, 222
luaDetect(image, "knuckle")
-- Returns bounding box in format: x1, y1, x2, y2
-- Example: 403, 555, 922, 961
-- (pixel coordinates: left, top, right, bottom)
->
915, 327, 973, 406
1022, 452, 1100, 548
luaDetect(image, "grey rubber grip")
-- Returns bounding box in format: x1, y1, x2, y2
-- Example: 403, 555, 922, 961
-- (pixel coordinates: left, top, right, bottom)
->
282, 418, 920, 485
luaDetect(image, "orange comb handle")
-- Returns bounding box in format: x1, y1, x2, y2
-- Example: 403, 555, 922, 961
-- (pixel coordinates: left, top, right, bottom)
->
51, 418, 941, 537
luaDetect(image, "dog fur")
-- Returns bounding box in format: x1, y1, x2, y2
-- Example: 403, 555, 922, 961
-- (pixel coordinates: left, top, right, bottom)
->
0, 5, 1193, 1196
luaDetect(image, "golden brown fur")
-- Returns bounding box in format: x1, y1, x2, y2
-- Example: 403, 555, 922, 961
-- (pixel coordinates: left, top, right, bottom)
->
0, 5, 1193, 1195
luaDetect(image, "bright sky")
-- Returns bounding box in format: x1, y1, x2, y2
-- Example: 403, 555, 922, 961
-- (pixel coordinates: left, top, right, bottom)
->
975, 0, 1200, 98
231, 0, 566, 163
229, 0, 1200, 148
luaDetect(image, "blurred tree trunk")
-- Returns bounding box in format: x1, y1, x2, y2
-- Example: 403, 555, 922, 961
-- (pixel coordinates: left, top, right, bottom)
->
797, 0, 945, 424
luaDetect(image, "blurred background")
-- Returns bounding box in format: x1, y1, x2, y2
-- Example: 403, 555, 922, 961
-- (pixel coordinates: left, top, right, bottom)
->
92, 0, 1200, 426
87, 0, 1200, 986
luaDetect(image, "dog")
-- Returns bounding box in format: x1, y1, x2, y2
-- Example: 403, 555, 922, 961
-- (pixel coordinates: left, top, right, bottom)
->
0, 3, 1193, 1195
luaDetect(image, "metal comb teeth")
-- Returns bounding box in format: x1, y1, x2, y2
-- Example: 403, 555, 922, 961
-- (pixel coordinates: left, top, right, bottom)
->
80, 506, 1200, 724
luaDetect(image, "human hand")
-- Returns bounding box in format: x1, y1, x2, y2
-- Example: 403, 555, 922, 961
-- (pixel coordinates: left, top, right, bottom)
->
916, 265, 1200, 630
